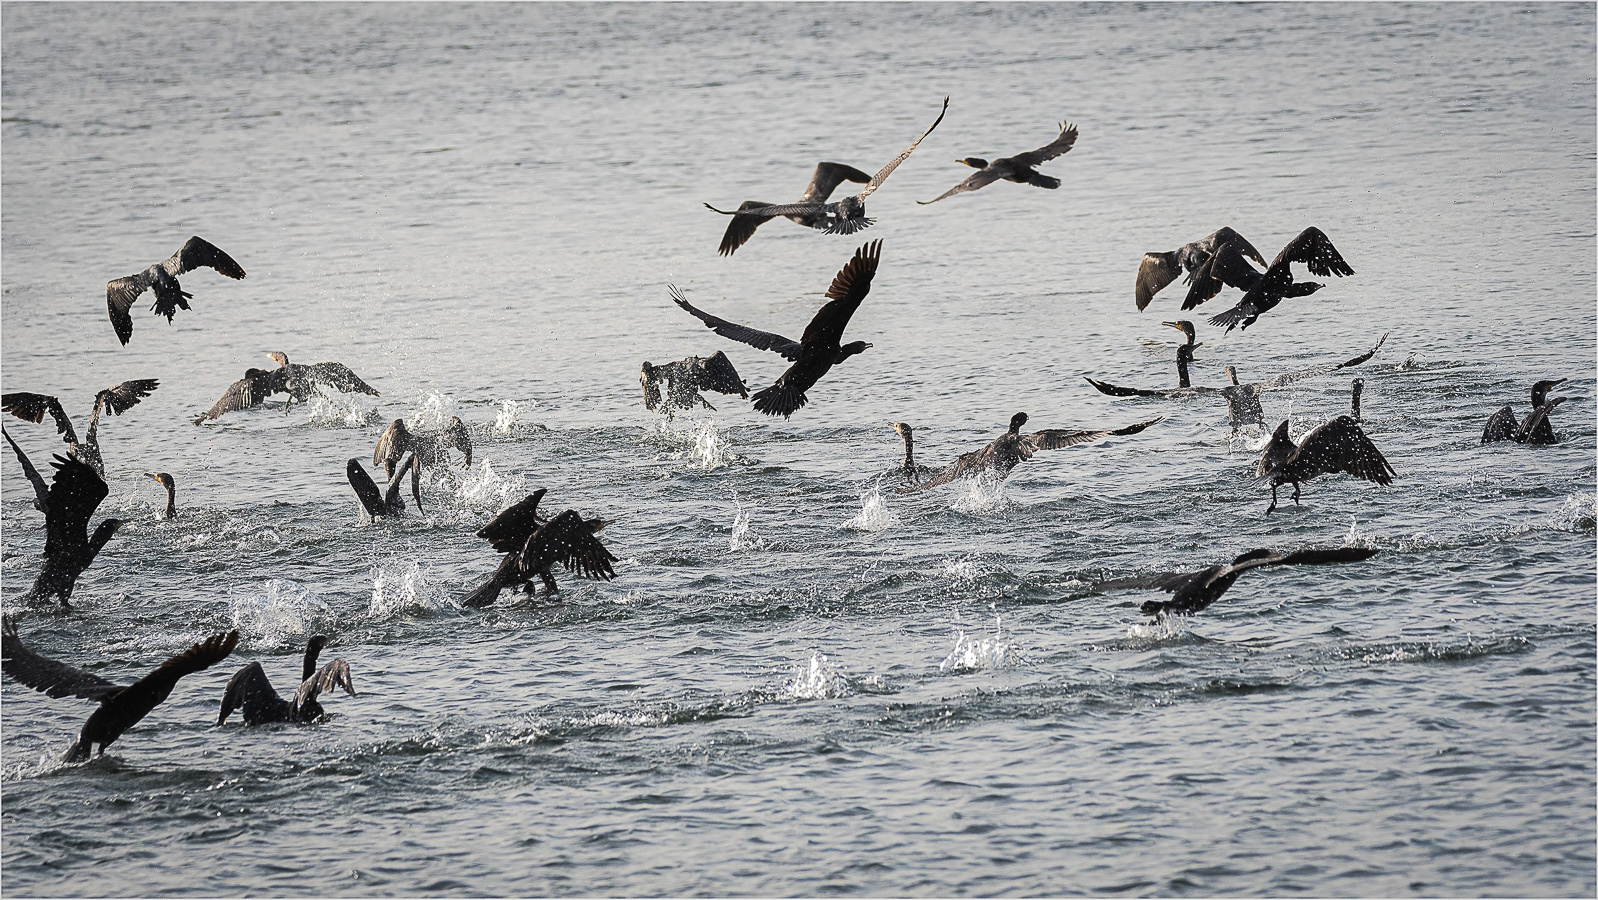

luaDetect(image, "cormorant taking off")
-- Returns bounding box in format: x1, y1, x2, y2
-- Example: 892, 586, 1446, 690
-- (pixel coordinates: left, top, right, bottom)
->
1482, 379, 1568, 445
218, 636, 356, 726
1096, 547, 1380, 617
890, 422, 934, 481
266, 352, 380, 411
3, 379, 160, 478
711, 162, 872, 256
4, 426, 50, 514
707, 97, 949, 236
641, 352, 748, 414
21, 456, 123, 609
2, 619, 239, 763
374, 417, 472, 479
463, 489, 617, 607
347, 453, 421, 520
1185, 227, 1354, 332
917, 119, 1078, 204
145, 472, 176, 520
1135, 227, 1268, 311
903, 412, 1163, 493
106, 236, 246, 345
1256, 416, 1395, 514
670, 239, 881, 419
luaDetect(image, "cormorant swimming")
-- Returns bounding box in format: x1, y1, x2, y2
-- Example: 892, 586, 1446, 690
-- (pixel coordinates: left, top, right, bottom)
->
2, 618, 239, 762
1187, 227, 1355, 332
670, 239, 881, 419
21, 455, 122, 609
1482, 379, 1568, 445
463, 489, 617, 606
1096, 547, 1380, 617
106, 236, 246, 345
373, 417, 473, 479
710, 162, 872, 256
218, 636, 356, 726
1083, 321, 1204, 396
903, 412, 1163, 493
3, 379, 160, 477
706, 97, 948, 236
1135, 227, 1267, 311
640, 351, 748, 414
890, 422, 934, 481
145, 472, 176, 520
1256, 416, 1395, 514
917, 119, 1078, 204
4, 426, 50, 513
347, 453, 421, 520
267, 352, 380, 411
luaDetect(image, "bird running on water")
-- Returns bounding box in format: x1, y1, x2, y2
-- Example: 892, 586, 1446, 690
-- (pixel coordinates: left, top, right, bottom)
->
1256, 416, 1395, 514
1096, 547, 1380, 617
918, 119, 1078, 204
20, 455, 123, 609
902, 412, 1163, 493
106, 236, 246, 345
462, 489, 617, 606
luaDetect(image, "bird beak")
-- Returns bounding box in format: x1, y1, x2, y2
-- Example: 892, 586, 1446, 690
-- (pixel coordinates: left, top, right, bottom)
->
1160, 321, 1181, 330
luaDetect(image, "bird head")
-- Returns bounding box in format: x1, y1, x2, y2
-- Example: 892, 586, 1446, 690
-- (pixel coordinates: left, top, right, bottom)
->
1008, 412, 1029, 434
839, 341, 873, 360
1222, 365, 1240, 385
144, 471, 174, 490
306, 635, 329, 655
956, 157, 989, 169
890, 422, 913, 437
1161, 320, 1197, 345
1531, 378, 1568, 406
267, 351, 289, 367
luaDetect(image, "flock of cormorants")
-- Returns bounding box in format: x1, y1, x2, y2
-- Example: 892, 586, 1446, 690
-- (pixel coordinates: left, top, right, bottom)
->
0, 95, 1573, 764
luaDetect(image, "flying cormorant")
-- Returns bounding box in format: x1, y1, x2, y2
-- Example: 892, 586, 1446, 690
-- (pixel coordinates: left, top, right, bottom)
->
1096, 547, 1381, 617
145, 472, 176, 520
670, 239, 881, 419
1185, 227, 1354, 332
2, 619, 239, 762
347, 453, 421, 520
706, 97, 948, 236
640, 352, 749, 414
1482, 379, 1568, 445
711, 162, 873, 256
218, 636, 356, 726
106, 236, 246, 345
1256, 416, 1395, 514
1135, 228, 1268, 311
4, 426, 50, 514
373, 417, 473, 484
21, 455, 122, 609
917, 119, 1078, 204
903, 412, 1163, 493
3, 379, 160, 477
462, 489, 617, 606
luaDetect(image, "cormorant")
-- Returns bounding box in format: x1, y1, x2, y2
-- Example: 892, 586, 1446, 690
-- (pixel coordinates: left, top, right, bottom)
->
2, 618, 239, 762
21, 456, 122, 609
640, 351, 749, 414
710, 162, 872, 256
145, 472, 176, 520
106, 236, 246, 345
1186, 227, 1354, 332
3, 379, 160, 477
890, 422, 934, 481
267, 352, 380, 411
706, 97, 948, 236
463, 489, 617, 606
1482, 379, 1568, 445
1256, 416, 1395, 513
670, 239, 881, 419
373, 417, 472, 479
1350, 378, 1364, 422
347, 453, 420, 520
903, 412, 1163, 493
4, 426, 50, 513
1135, 228, 1268, 311
1096, 547, 1380, 617
218, 636, 356, 726
917, 119, 1078, 204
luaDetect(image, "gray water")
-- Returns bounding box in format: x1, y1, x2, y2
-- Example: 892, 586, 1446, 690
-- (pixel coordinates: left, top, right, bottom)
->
2, 3, 1595, 896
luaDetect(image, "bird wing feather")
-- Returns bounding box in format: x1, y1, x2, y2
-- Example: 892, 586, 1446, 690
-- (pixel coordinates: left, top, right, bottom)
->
106, 275, 151, 345
1135, 253, 1181, 311
857, 95, 949, 200
1285, 416, 1395, 484
217, 661, 280, 725
294, 659, 356, 713
917, 168, 1004, 205
1271, 226, 1354, 277
670, 285, 803, 361
1182, 242, 1262, 310
2, 618, 124, 701
692, 351, 749, 399
2, 393, 80, 446
43, 455, 107, 559
1025, 416, 1162, 451
346, 459, 385, 518
171, 236, 247, 279
94, 630, 239, 740
95, 379, 160, 417
306, 363, 379, 396
799, 240, 880, 348
478, 489, 547, 553
518, 510, 617, 581
714, 200, 777, 256
1009, 120, 1079, 167
1481, 406, 1519, 443
802, 162, 873, 202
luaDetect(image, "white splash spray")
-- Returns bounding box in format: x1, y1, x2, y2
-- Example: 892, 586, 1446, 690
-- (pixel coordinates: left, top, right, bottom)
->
729, 498, 764, 551
782, 652, 848, 700
369, 560, 460, 618
940, 615, 1019, 672
845, 479, 898, 532
228, 579, 338, 647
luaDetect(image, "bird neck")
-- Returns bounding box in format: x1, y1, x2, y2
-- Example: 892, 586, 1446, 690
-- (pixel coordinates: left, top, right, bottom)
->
1176, 346, 1193, 388
1351, 384, 1363, 421
303, 644, 324, 684
899, 432, 915, 474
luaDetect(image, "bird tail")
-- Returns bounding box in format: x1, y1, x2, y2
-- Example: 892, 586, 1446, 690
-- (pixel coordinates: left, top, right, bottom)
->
1025, 171, 1061, 189
61, 733, 92, 764
751, 383, 807, 419
1206, 304, 1246, 333
462, 578, 503, 609
824, 217, 874, 235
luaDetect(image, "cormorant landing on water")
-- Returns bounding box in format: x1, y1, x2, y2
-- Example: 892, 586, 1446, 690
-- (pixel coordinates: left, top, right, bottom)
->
347, 453, 421, 521
640, 351, 748, 414
21, 456, 123, 609
1095, 547, 1380, 617
903, 412, 1163, 493
462, 489, 617, 606
218, 636, 356, 726
145, 472, 176, 520
1182, 227, 1354, 332
917, 119, 1078, 204
2, 619, 238, 762
3, 379, 160, 478
710, 162, 872, 256
106, 236, 246, 345
1482, 379, 1568, 445
1256, 416, 1395, 514
1135, 228, 1268, 311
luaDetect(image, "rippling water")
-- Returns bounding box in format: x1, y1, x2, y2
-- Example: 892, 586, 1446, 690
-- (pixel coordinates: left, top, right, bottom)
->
3, 3, 1594, 896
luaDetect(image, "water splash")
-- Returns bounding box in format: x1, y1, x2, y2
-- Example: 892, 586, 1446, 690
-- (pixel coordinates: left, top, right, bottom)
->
1343, 515, 1378, 549
1125, 614, 1190, 642
229, 579, 338, 647
729, 498, 765, 552
781, 652, 848, 700
305, 394, 381, 427
950, 472, 1010, 513
408, 391, 460, 430
492, 399, 529, 434
455, 458, 529, 512
940, 616, 1019, 672
845, 479, 898, 532
1550, 492, 1596, 532
649, 417, 736, 469
369, 560, 459, 618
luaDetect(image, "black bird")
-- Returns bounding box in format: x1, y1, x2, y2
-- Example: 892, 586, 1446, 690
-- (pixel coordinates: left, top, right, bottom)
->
1482, 379, 1568, 445
904, 412, 1163, 493
917, 119, 1078, 204
671, 239, 881, 419
106, 236, 246, 345
4, 426, 50, 514
373, 417, 472, 480
889, 422, 934, 481
711, 162, 873, 256
21, 456, 122, 609
267, 352, 380, 412
217, 636, 356, 726
1135, 228, 1268, 311
347, 453, 421, 520
1256, 416, 1395, 514
706, 97, 948, 236
3, 379, 160, 477
1097, 547, 1380, 617
2, 619, 239, 763
463, 489, 617, 607
144, 472, 176, 520
1350, 378, 1365, 422
640, 351, 749, 414
193, 367, 281, 423
1189, 227, 1355, 332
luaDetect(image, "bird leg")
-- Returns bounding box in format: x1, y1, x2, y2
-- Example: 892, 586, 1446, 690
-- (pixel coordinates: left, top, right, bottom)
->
1266, 481, 1279, 515
539, 570, 559, 595
1291, 481, 1301, 506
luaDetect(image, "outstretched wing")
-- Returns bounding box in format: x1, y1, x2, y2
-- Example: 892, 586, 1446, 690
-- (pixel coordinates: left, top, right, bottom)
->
692, 351, 748, 399
194, 371, 268, 424
2, 617, 123, 701
1084, 377, 1214, 399
715, 200, 778, 256
93, 630, 239, 740
1094, 568, 1209, 596
1183, 242, 1262, 310
1286, 416, 1395, 484
1010, 120, 1079, 167
294, 659, 356, 715
44, 455, 107, 557
373, 419, 410, 468
1135, 252, 1180, 311
170, 236, 247, 280
1254, 334, 1388, 390
346, 458, 385, 518
857, 95, 949, 200
669, 285, 803, 361
217, 660, 281, 725
4, 427, 51, 510
2, 392, 79, 446
518, 510, 617, 581
802, 162, 873, 202
106, 274, 153, 346
917, 167, 1005, 205
1204, 228, 1268, 269
1024, 416, 1162, 452
1481, 406, 1518, 443
478, 489, 547, 552
1257, 546, 1380, 570
95, 379, 160, 417
306, 363, 379, 396
905, 446, 991, 493
800, 239, 881, 348
1271, 226, 1354, 278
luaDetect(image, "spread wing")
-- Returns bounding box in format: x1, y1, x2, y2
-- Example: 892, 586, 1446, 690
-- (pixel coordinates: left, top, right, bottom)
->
518, 510, 617, 581
1183, 242, 1262, 310
1253, 334, 1387, 390
2, 618, 124, 701
44, 455, 107, 557
799, 239, 880, 348
478, 489, 547, 552
2, 392, 79, 445
95, 630, 239, 739
802, 162, 872, 202
1135, 252, 1181, 311
692, 351, 748, 398
306, 363, 379, 396
715, 200, 778, 256
1271, 227, 1353, 277
217, 661, 280, 725
1202, 228, 1268, 268
105, 274, 156, 345
670, 285, 803, 361
194, 371, 269, 423
1024, 416, 1162, 451
1010, 120, 1078, 167
373, 419, 410, 467
95, 379, 160, 417
707, 200, 826, 220
905, 445, 992, 492
1247, 546, 1380, 571
169, 236, 247, 280
1481, 406, 1519, 443
1094, 568, 1210, 596
1286, 416, 1395, 484
917, 167, 1005, 205
4, 427, 51, 510
1083, 377, 1215, 399
346, 458, 385, 518
294, 659, 356, 713
857, 95, 949, 200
